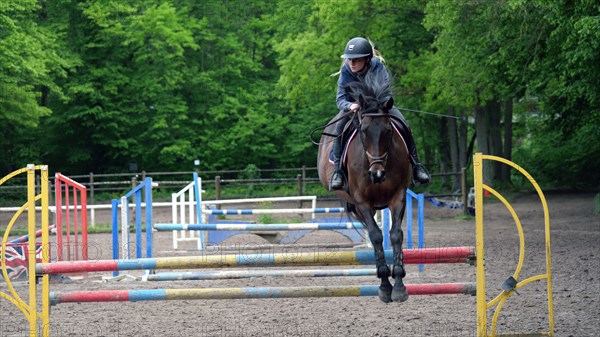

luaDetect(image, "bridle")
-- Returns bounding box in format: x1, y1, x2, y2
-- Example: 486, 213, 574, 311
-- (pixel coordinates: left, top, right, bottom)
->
358, 110, 392, 170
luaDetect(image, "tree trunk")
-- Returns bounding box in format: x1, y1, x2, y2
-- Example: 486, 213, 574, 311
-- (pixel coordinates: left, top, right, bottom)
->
488, 100, 503, 181
474, 105, 493, 183
417, 116, 433, 169
40, 86, 49, 106
501, 99, 513, 184
447, 107, 461, 191
459, 109, 468, 169
439, 116, 451, 189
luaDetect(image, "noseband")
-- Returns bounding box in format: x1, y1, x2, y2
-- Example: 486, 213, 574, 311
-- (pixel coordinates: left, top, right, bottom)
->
358, 112, 391, 169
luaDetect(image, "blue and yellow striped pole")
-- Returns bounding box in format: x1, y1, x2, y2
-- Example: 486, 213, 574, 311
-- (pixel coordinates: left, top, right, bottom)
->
37, 247, 475, 274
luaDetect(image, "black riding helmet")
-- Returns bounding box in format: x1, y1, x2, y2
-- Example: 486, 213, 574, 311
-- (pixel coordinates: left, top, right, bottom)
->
340, 37, 373, 59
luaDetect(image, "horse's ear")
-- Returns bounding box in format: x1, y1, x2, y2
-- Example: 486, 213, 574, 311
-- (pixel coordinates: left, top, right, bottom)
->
385, 98, 394, 111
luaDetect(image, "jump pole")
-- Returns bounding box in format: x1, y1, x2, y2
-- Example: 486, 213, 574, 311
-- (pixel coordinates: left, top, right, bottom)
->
164, 176, 353, 251
9, 224, 56, 244
154, 222, 365, 231
168, 176, 425, 251
214, 242, 361, 251
204, 207, 347, 215
49, 283, 477, 305
143, 268, 377, 281
36, 247, 475, 274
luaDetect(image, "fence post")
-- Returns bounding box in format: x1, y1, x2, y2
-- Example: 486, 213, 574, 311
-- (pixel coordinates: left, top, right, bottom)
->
215, 176, 221, 209
461, 167, 468, 216
297, 174, 303, 212
48, 180, 55, 209
297, 174, 303, 197
89, 172, 95, 205
301, 165, 306, 196
36, 174, 40, 196
141, 170, 146, 182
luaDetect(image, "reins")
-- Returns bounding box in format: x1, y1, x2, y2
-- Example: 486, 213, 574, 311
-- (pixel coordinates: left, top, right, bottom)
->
309, 109, 357, 145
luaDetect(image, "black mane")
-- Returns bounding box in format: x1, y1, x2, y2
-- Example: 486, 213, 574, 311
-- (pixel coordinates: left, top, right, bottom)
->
346, 69, 393, 110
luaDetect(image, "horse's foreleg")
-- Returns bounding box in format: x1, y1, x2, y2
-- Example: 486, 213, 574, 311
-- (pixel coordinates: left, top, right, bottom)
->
390, 201, 408, 302
357, 207, 392, 303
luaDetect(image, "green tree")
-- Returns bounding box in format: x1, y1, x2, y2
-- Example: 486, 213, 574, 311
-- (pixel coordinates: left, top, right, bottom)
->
2, 0, 596, 190
422, 1, 519, 184
510, 1, 600, 187
0, 0, 71, 172
181, 0, 289, 170
43, 1, 201, 172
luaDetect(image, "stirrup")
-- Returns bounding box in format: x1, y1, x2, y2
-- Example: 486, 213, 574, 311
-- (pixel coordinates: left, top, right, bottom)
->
329, 170, 345, 190
413, 164, 431, 184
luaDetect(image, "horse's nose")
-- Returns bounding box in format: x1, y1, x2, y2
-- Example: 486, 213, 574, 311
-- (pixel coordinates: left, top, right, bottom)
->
369, 169, 386, 184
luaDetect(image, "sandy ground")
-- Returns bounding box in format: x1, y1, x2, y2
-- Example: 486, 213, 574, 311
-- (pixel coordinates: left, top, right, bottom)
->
1, 191, 599, 336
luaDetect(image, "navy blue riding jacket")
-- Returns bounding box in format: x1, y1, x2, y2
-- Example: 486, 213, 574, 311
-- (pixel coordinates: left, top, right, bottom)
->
336, 57, 390, 112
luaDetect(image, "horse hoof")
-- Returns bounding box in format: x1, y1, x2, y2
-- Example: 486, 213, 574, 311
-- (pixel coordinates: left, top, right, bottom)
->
378, 288, 392, 303
392, 286, 409, 302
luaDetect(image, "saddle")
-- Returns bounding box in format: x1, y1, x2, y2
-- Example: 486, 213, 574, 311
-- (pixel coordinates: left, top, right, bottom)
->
327, 119, 357, 169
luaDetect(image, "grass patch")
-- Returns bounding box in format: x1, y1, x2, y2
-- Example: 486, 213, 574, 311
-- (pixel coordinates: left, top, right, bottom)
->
0, 228, 29, 237
454, 213, 474, 221
85, 224, 150, 234
86, 224, 113, 234
257, 214, 274, 224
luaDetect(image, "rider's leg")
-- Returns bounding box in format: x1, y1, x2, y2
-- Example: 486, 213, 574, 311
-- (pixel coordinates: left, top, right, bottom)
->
330, 113, 349, 191
389, 108, 431, 184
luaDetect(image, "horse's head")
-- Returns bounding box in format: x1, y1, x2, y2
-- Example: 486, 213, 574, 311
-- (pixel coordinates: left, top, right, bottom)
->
357, 95, 394, 184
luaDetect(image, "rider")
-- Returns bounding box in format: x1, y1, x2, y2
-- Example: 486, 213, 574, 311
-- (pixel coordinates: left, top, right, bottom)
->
329, 37, 431, 191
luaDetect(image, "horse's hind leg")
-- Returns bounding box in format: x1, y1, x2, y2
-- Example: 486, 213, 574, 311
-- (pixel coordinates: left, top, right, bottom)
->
390, 201, 409, 302
356, 206, 392, 303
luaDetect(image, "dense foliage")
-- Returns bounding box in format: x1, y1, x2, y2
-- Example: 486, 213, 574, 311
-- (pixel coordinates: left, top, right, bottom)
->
1, 0, 598, 189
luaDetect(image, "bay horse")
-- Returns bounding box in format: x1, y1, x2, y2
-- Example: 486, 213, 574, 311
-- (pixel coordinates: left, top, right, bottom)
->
317, 70, 411, 303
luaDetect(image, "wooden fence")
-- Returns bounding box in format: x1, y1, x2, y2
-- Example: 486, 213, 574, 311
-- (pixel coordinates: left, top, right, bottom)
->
0, 166, 467, 209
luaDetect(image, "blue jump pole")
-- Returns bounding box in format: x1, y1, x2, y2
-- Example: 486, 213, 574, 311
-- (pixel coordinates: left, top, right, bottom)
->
154, 222, 366, 231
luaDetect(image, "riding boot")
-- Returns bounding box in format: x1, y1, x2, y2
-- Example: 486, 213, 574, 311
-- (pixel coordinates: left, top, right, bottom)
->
403, 128, 431, 185
406, 129, 431, 184
329, 118, 347, 191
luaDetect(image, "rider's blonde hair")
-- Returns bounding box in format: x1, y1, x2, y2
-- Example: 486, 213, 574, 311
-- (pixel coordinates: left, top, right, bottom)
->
331, 38, 385, 77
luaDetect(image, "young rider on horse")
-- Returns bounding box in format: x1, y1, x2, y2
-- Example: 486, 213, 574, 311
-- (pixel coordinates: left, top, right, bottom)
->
329, 37, 431, 191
